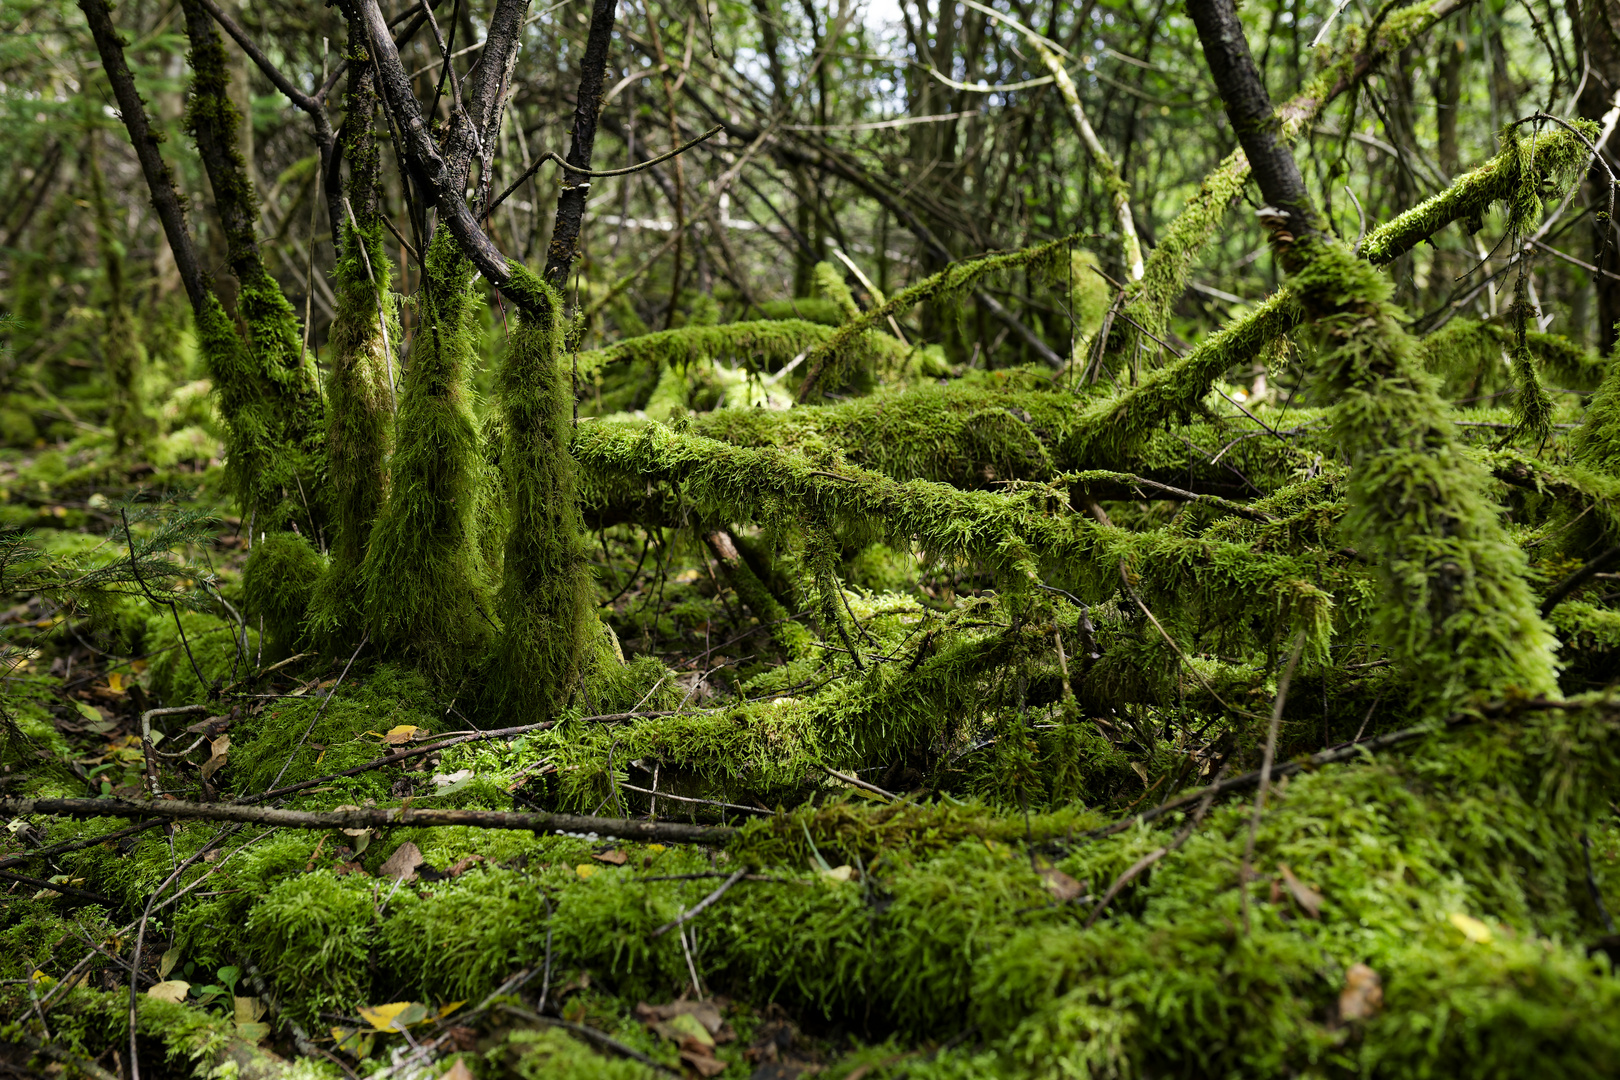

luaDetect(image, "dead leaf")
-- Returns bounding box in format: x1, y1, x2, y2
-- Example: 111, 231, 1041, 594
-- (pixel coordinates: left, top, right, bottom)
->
330, 805, 371, 839
1338, 963, 1383, 1022
1450, 911, 1493, 943
680, 1047, 728, 1077
333, 860, 368, 877
445, 855, 483, 877
357, 1001, 429, 1032
199, 735, 230, 783
1035, 861, 1085, 903
821, 864, 854, 882
234, 996, 266, 1025
1276, 863, 1322, 918
158, 947, 181, 979
636, 1000, 725, 1038
147, 980, 190, 1003
431, 769, 473, 787
442, 1060, 474, 1080
382, 724, 428, 745
592, 849, 628, 866
379, 842, 424, 882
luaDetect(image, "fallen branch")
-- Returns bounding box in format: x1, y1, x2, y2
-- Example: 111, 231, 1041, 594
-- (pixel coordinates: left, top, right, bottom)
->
1073, 698, 1579, 845
0, 797, 739, 845
240, 710, 678, 805
651, 867, 747, 937
0, 818, 165, 870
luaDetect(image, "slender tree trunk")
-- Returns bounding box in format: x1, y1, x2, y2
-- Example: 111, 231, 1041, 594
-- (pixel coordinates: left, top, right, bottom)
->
543, 0, 620, 294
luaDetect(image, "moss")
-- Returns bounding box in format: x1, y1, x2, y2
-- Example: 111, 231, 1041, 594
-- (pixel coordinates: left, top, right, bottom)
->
473, 1030, 654, 1079
811, 260, 862, 321
1292, 236, 1560, 706
362, 226, 493, 685
241, 871, 377, 1026
1572, 344, 1620, 481
484, 267, 594, 724
309, 193, 396, 650
182, 0, 326, 534
798, 236, 1073, 398
575, 318, 904, 387
241, 530, 325, 656
227, 662, 441, 795
745, 297, 846, 325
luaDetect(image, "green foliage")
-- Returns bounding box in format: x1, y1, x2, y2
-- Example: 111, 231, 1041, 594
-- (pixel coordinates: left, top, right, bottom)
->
1292, 236, 1559, 706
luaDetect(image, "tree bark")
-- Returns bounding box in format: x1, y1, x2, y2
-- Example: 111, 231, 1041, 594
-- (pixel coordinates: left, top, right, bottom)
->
79, 0, 208, 314
544, 0, 621, 292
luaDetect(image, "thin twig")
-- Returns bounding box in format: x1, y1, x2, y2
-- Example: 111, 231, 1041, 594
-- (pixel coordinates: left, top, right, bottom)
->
485, 125, 724, 215
1240, 630, 1306, 933
263, 634, 368, 794
1, 797, 741, 845
652, 867, 747, 937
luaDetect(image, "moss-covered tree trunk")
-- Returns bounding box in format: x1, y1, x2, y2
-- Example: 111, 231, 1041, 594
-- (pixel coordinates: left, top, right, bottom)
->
310, 20, 397, 648
1186, 0, 1560, 708
180, 0, 326, 537
487, 270, 593, 719
361, 227, 493, 682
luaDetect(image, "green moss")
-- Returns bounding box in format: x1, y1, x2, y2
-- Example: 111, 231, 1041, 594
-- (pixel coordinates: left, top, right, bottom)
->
227, 662, 441, 795
242, 530, 325, 656
484, 268, 594, 724
798, 236, 1073, 398
310, 214, 396, 652
361, 226, 493, 684
1292, 236, 1559, 706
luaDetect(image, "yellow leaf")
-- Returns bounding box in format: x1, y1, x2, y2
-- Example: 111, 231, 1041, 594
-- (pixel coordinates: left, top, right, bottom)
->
147, 980, 190, 1003
107, 672, 125, 694
382, 725, 427, 745
435, 1000, 465, 1020
1449, 912, 1493, 943
646, 844, 666, 853
357, 1001, 429, 1032
31, 969, 54, 987
576, 864, 598, 879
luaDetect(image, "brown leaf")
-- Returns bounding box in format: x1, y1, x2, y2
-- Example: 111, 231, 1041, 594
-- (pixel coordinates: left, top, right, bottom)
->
1277, 863, 1323, 918
1338, 963, 1383, 1022
333, 860, 368, 877
445, 855, 483, 877
679, 1047, 727, 1077
379, 842, 424, 882
592, 849, 628, 866
1034, 860, 1085, 903
637, 1000, 724, 1037
199, 735, 230, 783
441, 1059, 474, 1080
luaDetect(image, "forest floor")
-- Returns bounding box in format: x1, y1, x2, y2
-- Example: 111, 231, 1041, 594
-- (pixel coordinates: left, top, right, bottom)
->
2, 399, 1620, 1080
